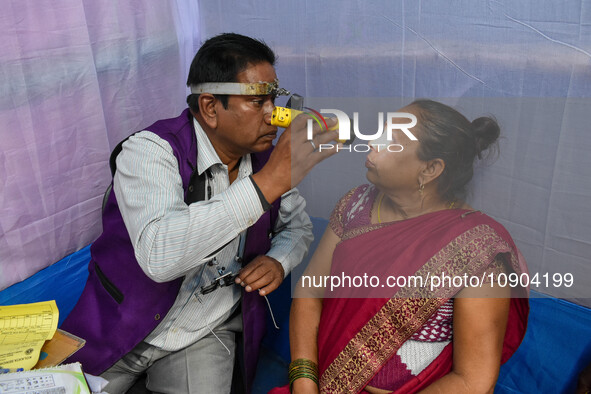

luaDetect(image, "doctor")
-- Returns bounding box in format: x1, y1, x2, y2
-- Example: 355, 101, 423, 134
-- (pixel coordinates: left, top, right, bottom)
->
61, 32, 338, 393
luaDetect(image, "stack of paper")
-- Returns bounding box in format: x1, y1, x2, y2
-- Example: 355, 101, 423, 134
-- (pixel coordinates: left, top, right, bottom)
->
0, 362, 91, 393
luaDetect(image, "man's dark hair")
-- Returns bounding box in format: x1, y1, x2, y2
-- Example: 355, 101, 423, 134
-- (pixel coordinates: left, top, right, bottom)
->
186, 33, 276, 111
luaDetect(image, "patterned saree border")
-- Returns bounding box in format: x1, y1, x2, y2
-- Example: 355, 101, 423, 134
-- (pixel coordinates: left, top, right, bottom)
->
319, 224, 520, 393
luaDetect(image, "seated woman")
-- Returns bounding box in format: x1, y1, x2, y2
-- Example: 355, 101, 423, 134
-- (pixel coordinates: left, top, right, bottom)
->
274, 99, 529, 393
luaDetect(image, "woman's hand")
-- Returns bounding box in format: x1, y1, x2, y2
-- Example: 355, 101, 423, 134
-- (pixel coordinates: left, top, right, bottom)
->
576, 360, 591, 394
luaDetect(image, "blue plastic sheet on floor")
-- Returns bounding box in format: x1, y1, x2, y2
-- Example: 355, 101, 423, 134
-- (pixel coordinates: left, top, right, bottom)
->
496, 292, 591, 393
0, 245, 90, 327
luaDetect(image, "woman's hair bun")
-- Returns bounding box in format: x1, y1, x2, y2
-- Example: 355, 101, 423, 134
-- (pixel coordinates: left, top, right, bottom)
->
411, 99, 502, 201
471, 116, 500, 157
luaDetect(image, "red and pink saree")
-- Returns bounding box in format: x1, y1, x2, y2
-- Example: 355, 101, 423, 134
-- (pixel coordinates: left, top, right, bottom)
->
276, 185, 529, 393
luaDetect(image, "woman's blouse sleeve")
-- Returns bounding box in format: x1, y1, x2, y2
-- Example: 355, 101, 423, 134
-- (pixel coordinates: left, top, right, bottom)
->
329, 186, 360, 238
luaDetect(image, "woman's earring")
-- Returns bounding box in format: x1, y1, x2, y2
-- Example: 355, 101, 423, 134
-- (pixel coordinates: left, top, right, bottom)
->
418, 182, 425, 211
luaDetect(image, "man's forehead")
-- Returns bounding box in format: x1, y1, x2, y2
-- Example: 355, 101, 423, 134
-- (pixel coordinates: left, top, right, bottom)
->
236, 62, 277, 83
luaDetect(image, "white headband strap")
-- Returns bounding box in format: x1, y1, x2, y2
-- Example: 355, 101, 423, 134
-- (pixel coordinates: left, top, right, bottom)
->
189, 80, 290, 96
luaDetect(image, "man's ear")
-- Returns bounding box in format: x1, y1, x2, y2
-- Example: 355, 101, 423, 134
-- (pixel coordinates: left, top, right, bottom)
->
197, 94, 218, 129
422, 158, 445, 185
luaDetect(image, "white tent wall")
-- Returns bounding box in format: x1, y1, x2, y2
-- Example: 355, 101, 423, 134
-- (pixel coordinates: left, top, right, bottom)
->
199, 0, 591, 305
0, 0, 590, 308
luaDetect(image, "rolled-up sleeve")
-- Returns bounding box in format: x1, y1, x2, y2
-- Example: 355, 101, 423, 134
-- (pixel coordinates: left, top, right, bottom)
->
266, 187, 314, 277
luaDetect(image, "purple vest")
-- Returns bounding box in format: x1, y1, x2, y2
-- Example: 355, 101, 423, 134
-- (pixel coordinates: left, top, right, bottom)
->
61, 109, 279, 391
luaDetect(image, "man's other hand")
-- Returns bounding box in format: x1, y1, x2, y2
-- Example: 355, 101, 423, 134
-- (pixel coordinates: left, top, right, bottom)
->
235, 255, 285, 296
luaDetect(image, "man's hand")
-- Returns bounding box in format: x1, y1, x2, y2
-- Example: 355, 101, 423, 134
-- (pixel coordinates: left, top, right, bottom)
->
235, 255, 285, 296
252, 113, 340, 204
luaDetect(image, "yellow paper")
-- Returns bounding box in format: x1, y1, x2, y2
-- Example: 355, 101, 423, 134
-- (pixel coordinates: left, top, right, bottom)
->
0, 300, 59, 371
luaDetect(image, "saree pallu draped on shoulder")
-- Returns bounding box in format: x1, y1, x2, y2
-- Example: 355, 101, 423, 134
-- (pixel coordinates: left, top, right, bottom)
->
317, 209, 529, 394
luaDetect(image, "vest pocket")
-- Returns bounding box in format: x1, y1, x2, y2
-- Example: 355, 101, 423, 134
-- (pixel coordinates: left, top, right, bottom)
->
94, 262, 124, 304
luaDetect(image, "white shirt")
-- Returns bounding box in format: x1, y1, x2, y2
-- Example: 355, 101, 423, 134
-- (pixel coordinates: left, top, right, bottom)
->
113, 117, 313, 351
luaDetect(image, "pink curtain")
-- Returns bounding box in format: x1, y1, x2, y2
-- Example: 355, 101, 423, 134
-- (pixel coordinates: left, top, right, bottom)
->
0, 0, 200, 290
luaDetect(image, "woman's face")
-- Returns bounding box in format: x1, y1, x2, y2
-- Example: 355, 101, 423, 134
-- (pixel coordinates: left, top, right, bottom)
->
365, 105, 426, 193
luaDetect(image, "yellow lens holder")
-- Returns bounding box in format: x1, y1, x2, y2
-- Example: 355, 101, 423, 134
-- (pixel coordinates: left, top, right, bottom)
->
271, 107, 303, 128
